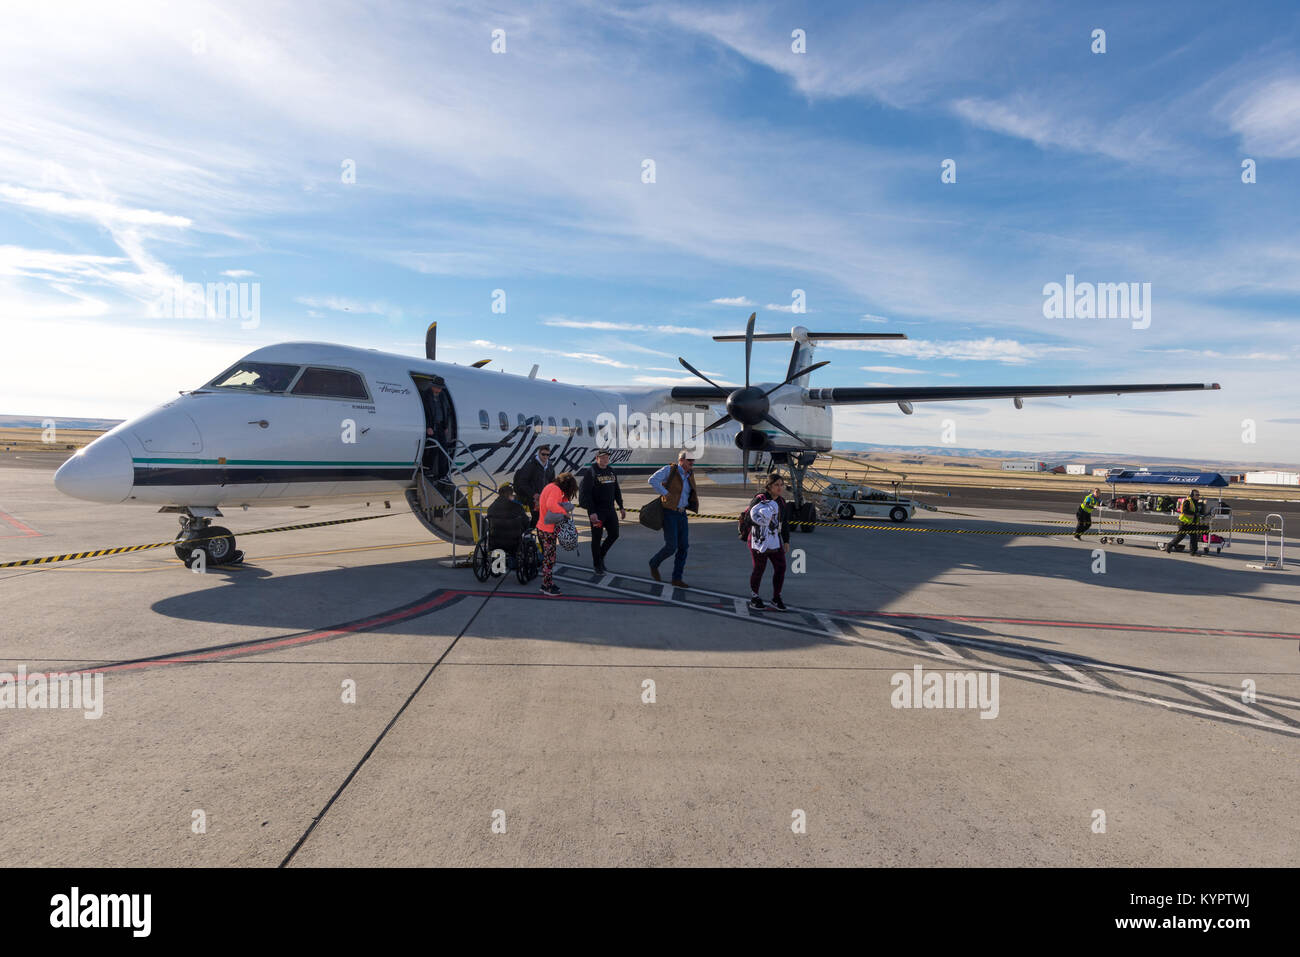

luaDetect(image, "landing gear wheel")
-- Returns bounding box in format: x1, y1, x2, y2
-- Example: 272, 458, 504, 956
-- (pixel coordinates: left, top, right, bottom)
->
1115, 537, 1125, 545
798, 502, 817, 533
517, 541, 539, 584
176, 525, 237, 566
889, 506, 907, 523
836, 503, 855, 520
471, 540, 491, 582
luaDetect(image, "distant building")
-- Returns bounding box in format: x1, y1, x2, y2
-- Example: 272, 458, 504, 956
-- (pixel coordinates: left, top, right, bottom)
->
1244, 471, 1300, 486
1065, 464, 1089, 475
1001, 460, 1045, 472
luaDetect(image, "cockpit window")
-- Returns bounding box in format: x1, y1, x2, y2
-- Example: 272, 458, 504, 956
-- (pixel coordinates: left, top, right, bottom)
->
206, 362, 300, 393
291, 367, 370, 400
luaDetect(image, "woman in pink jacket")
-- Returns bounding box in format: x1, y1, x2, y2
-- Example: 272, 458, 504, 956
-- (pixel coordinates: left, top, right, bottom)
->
536, 472, 578, 596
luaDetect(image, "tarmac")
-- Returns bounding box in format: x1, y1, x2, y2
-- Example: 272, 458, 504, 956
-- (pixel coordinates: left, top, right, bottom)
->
1, 455, 1297, 866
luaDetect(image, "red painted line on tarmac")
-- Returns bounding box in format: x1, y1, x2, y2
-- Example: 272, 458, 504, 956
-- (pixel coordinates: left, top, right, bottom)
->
0, 587, 661, 684
834, 609, 1300, 640
0, 508, 41, 538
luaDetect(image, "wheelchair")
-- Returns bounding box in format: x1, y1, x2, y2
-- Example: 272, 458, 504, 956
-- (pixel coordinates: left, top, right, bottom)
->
471, 513, 539, 584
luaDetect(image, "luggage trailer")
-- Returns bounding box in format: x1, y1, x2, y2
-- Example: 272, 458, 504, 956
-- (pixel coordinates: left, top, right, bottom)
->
1093, 470, 1234, 554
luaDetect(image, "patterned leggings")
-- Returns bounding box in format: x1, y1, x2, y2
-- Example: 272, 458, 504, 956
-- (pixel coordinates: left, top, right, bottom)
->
539, 529, 558, 587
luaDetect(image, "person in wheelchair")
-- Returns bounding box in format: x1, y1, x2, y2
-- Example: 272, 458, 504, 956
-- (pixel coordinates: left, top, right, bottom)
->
473, 483, 540, 585
486, 484, 531, 562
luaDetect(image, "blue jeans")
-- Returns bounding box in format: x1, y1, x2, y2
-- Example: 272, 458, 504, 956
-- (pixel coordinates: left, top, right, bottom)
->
651, 509, 689, 580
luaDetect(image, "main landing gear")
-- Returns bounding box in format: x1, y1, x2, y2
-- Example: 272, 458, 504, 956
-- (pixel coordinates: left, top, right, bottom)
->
773, 450, 820, 533
171, 509, 244, 568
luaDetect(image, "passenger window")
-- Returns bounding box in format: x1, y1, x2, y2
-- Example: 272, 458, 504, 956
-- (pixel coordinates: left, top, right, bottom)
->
478, 409, 490, 430
533, 416, 543, 435
291, 367, 369, 399
587, 420, 595, 437
517, 413, 526, 428
547, 417, 557, 434
499, 412, 509, 431
561, 417, 570, 434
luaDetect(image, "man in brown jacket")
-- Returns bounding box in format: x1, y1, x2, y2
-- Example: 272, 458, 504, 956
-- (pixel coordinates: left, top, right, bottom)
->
648, 450, 698, 587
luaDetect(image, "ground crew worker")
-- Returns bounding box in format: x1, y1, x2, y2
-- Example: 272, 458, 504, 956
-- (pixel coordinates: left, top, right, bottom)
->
1166, 489, 1203, 556
1073, 487, 1101, 540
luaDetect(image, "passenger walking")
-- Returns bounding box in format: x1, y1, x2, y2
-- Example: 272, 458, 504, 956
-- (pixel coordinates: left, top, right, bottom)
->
536, 472, 578, 595
744, 473, 791, 611
1073, 487, 1101, 540
579, 448, 625, 574
648, 450, 698, 587
514, 444, 556, 527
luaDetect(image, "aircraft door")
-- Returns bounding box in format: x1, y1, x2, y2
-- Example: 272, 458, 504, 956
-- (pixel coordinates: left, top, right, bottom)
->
410, 374, 458, 480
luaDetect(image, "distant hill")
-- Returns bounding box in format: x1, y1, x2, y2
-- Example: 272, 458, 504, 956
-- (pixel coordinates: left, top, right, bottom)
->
0, 415, 123, 431
831, 441, 1297, 473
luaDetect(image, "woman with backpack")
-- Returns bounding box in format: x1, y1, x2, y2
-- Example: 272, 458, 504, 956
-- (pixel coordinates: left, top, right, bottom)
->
742, 473, 791, 611
536, 472, 578, 596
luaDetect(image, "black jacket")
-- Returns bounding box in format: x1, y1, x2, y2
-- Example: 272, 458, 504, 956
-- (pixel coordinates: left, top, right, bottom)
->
487, 497, 529, 548
513, 454, 555, 506
579, 464, 623, 512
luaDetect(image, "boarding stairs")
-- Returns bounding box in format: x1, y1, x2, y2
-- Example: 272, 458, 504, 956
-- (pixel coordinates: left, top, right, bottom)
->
405, 436, 502, 549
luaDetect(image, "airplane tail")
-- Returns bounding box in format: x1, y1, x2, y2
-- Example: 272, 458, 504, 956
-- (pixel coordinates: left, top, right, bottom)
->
786, 338, 817, 388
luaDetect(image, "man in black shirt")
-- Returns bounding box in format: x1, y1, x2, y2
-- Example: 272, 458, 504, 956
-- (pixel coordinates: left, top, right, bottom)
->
579, 448, 626, 574
513, 444, 555, 527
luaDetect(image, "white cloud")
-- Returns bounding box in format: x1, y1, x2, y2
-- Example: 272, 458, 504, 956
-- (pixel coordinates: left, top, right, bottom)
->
711, 296, 754, 306
863, 365, 924, 374
542, 318, 716, 336
823, 337, 1082, 364
0, 184, 191, 228
554, 351, 633, 368
1222, 76, 1300, 158
221, 269, 257, 278
861, 314, 890, 323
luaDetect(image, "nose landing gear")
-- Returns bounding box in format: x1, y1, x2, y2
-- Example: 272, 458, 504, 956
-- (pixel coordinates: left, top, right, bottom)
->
172, 511, 244, 568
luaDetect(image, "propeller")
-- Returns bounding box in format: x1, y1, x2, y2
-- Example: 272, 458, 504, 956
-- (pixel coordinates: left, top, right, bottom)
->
676, 311, 822, 451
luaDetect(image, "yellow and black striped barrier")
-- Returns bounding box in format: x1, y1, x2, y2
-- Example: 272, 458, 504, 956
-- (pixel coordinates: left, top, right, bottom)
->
0, 512, 403, 569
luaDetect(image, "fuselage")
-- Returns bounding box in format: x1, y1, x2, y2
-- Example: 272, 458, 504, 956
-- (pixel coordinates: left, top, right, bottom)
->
53, 341, 833, 507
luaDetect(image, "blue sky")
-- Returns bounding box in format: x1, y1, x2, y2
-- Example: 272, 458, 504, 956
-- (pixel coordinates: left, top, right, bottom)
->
1, 0, 1298, 462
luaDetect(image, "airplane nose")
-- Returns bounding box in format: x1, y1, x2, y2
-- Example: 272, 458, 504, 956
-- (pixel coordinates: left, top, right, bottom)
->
54, 435, 134, 504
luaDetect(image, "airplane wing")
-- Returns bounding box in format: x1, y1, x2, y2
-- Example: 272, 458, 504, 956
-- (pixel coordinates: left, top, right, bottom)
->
803, 382, 1220, 405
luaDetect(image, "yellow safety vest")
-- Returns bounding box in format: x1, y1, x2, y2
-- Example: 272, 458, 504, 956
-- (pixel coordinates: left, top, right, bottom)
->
1179, 498, 1197, 524
1080, 493, 1098, 513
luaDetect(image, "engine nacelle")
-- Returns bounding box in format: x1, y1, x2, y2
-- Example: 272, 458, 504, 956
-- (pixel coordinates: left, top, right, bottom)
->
735, 427, 772, 452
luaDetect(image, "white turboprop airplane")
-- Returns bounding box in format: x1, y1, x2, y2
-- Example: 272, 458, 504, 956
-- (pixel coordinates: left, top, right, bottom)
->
53, 314, 1219, 567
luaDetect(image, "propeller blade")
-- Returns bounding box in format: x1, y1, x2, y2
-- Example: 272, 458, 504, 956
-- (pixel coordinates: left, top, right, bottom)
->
744, 312, 756, 387
764, 360, 830, 397
678, 357, 725, 390
762, 413, 808, 446
703, 414, 733, 433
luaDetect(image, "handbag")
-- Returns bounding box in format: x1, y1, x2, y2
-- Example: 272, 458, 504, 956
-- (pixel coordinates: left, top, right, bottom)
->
557, 517, 579, 551
639, 496, 664, 531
